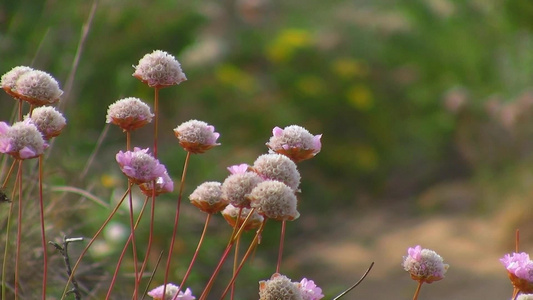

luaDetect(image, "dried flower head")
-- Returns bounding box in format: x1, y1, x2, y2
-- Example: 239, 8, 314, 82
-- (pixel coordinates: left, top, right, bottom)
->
501, 252, 533, 293
189, 181, 228, 214
174, 120, 220, 153
298, 278, 324, 300
403, 245, 449, 284
1, 66, 33, 98
25, 106, 66, 139
227, 163, 250, 174
147, 283, 195, 300
259, 273, 303, 300
0, 120, 47, 160
106, 97, 153, 131
221, 171, 263, 208
139, 172, 174, 196
222, 204, 264, 231
253, 153, 301, 191
12, 69, 62, 106
249, 180, 299, 221
133, 50, 187, 88
267, 125, 322, 162
115, 147, 166, 184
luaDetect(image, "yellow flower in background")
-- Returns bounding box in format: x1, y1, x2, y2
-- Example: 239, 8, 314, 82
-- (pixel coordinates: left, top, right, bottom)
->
215, 64, 256, 93
331, 58, 368, 79
354, 144, 378, 171
296, 75, 325, 97
266, 28, 313, 63
346, 85, 373, 111
101, 174, 120, 188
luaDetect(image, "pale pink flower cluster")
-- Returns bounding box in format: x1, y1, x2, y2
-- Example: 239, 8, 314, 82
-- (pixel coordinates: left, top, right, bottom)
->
115, 147, 167, 184
147, 283, 195, 300
403, 245, 449, 283
501, 252, 533, 281
0, 120, 47, 160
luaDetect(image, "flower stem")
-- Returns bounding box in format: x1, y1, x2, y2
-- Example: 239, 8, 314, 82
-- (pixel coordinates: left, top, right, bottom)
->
107, 196, 149, 299
2, 160, 17, 189
178, 213, 212, 293
153, 87, 159, 158
128, 183, 139, 300
14, 160, 22, 300
60, 184, 133, 300
230, 232, 242, 300
162, 151, 190, 297
219, 219, 267, 300
137, 193, 155, 288
276, 220, 286, 273
2, 163, 20, 300
412, 280, 423, 300
38, 156, 48, 300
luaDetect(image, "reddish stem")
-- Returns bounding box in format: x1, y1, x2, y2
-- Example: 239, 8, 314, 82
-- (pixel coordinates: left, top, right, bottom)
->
38, 156, 48, 300
219, 219, 267, 300
412, 280, 423, 300
137, 192, 155, 287
178, 214, 212, 292
153, 88, 159, 158
14, 160, 22, 300
162, 151, 190, 297
276, 220, 286, 273
60, 185, 133, 300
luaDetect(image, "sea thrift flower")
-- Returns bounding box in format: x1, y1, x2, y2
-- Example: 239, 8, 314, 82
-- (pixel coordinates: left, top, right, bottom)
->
249, 180, 300, 221
517, 295, 533, 300
115, 147, 166, 185
173, 120, 220, 154
501, 252, 533, 293
259, 273, 303, 300
0, 120, 47, 160
403, 245, 449, 284
1, 66, 33, 98
222, 204, 264, 231
147, 283, 195, 300
298, 278, 324, 300
25, 106, 66, 139
221, 171, 263, 208
189, 181, 228, 214
133, 50, 187, 88
106, 97, 153, 131
12, 69, 63, 106
267, 125, 322, 162
253, 153, 301, 191
139, 172, 174, 196
227, 163, 249, 174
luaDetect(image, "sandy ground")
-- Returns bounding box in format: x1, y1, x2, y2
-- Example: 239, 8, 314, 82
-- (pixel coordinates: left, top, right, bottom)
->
287, 203, 521, 300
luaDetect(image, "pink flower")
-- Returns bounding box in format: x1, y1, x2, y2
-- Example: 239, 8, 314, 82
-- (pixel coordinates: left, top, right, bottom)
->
266, 125, 322, 163
173, 120, 220, 154
227, 163, 249, 174
139, 171, 174, 196
0, 120, 48, 160
501, 252, 533, 293
299, 278, 324, 300
115, 147, 166, 184
403, 245, 448, 283
147, 283, 195, 300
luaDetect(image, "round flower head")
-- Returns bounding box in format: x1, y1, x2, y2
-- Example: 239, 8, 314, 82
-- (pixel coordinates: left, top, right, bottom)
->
189, 181, 228, 214
1, 66, 33, 98
115, 147, 166, 185
221, 171, 263, 208
147, 283, 195, 300
106, 97, 153, 131
227, 163, 250, 174
403, 245, 449, 284
298, 278, 324, 300
517, 295, 533, 300
133, 50, 187, 88
267, 125, 322, 163
173, 120, 220, 154
0, 120, 47, 160
25, 106, 66, 139
13, 69, 62, 106
222, 204, 264, 231
249, 180, 300, 221
259, 273, 303, 300
501, 252, 533, 293
139, 171, 174, 196
253, 153, 301, 191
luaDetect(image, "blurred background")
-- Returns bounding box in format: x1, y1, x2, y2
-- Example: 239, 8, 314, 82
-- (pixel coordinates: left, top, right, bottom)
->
1, 0, 533, 298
